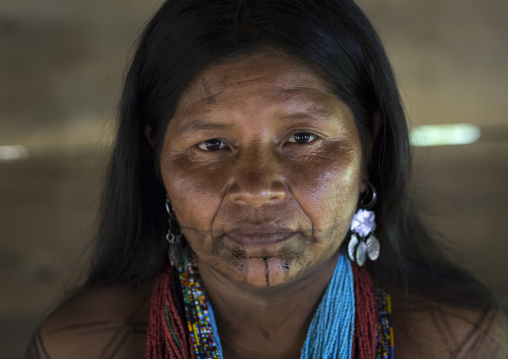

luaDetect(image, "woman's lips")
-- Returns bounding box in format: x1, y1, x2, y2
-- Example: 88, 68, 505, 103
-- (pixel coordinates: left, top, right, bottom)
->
225, 226, 297, 246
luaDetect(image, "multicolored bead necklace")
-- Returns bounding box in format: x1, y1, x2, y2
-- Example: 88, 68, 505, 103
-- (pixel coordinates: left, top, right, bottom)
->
375, 283, 394, 359
177, 249, 221, 358
145, 248, 394, 358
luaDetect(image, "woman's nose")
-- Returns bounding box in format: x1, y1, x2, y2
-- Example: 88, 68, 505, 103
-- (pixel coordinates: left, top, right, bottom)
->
227, 151, 287, 207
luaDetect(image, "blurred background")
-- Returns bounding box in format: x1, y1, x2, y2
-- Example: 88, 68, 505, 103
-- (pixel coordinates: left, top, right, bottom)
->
1, 0, 507, 357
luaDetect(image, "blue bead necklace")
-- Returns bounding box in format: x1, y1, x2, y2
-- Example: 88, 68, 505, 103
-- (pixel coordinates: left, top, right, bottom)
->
300, 253, 355, 358
179, 249, 356, 358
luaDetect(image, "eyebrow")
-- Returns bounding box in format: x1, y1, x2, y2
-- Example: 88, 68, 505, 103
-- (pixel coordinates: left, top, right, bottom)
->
177, 119, 234, 136
176, 104, 335, 136
279, 104, 334, 121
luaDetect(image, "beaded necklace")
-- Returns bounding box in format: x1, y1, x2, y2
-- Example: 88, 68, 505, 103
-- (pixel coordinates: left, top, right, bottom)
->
177, 249, 221, 358
145, 248, 394, 358
299, 253, 355, 358
375, 283, 394, 359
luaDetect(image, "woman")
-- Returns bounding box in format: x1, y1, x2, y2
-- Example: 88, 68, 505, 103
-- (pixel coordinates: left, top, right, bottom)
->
25, 0, 507, 358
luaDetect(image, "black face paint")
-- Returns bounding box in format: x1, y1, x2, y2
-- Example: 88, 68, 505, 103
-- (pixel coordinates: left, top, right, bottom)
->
263, 257, 270, 286
200, 78, 217, 106
281, 259, 290, 272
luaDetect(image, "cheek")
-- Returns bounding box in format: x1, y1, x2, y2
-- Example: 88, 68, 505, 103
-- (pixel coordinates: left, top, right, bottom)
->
284, 147, 361, 239
161, 153, 229, 230
161, 142, 362, 248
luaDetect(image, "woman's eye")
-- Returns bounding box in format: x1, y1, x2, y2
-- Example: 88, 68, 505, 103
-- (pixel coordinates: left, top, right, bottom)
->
287, 132, 317, 144
197, 138, 227, 151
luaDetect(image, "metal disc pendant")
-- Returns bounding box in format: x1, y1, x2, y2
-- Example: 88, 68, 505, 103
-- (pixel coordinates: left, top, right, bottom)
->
355, 240, 367, 266
366, 235, 380, 261
348, 233, 359, 262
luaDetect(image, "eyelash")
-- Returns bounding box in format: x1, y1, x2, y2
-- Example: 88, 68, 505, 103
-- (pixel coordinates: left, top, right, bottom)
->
196, 132, 319, 151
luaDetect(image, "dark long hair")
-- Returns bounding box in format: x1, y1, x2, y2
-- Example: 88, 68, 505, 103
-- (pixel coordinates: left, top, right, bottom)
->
87, 0, 494, 309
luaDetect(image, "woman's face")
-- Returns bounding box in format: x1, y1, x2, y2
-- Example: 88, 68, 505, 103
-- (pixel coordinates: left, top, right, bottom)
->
160, 49, 366, 288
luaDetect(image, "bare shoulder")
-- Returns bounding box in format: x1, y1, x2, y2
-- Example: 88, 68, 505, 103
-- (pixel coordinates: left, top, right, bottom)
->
24, 282, 153, 359
392, 294, 508, 358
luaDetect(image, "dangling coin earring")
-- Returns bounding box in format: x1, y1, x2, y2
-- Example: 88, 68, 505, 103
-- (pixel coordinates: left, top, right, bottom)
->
348, 182, 380, 266
165, 196, 182, 267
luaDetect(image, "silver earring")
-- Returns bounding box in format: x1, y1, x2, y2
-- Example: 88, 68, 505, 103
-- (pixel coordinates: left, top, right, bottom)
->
348, 182, 380, 266
165, 196, 182, 267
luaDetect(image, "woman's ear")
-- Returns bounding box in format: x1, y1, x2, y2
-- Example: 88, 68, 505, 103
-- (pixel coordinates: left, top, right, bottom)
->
359, 108, 381, 194
144, 124, 157, 149
359, 168, 369, 193
364, 108, 382, 159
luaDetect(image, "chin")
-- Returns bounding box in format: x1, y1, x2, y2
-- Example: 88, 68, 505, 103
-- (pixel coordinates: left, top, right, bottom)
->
235, 256, 298, 288
211, 242, 315, 289
188, 230, 340, 289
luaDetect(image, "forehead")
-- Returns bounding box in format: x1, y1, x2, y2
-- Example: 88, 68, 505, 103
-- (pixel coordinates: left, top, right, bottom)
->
176, 49, 334, 109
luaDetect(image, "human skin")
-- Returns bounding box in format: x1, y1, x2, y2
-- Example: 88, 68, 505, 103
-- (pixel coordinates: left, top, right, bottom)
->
157, 48, 367, 357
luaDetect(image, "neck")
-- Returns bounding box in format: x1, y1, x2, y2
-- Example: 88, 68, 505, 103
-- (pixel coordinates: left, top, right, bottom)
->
197, 252, 340, 359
